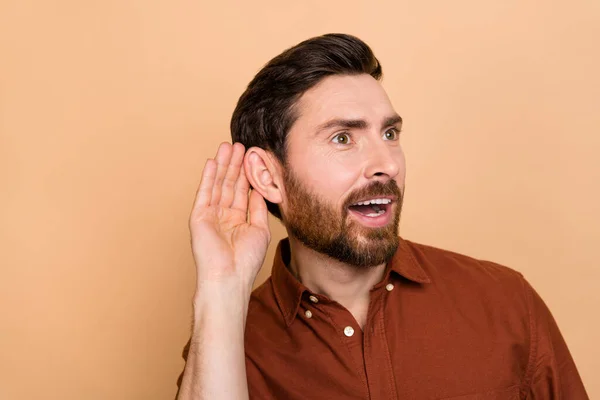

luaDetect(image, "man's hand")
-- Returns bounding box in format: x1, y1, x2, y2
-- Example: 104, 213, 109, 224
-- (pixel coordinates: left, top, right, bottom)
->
190, 142, 270, 294
178, 142, 270, 400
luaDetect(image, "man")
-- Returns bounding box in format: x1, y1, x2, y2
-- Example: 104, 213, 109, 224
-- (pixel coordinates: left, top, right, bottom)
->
177, 34, 588, 399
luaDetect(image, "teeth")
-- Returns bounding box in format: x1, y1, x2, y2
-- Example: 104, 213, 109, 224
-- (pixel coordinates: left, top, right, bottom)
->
365, 209, 386, 217
354, 198, 392, 206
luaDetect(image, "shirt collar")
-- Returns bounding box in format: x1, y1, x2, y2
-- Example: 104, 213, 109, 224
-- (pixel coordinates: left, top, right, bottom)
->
271, 237, 431, 327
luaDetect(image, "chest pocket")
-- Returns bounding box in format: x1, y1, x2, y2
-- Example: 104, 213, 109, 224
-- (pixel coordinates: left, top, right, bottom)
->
439, 385, 520, 400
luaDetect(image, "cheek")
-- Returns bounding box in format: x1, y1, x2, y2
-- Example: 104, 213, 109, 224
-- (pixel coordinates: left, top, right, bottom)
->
317, 160, 356, 194
295, 151, 359, 200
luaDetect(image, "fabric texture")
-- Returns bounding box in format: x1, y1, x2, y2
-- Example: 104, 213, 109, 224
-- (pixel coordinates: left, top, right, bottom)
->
178, 237, 589, 399
242, 237, 588, 399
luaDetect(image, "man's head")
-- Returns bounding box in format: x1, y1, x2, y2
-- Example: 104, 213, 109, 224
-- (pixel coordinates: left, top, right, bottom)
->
231, 34, 405, 267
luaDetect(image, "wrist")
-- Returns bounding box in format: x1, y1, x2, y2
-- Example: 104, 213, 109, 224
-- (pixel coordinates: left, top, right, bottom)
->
193, 279, 252, 321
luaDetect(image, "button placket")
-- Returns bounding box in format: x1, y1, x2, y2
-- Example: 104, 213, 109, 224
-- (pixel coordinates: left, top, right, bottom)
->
361, 280, 399, 399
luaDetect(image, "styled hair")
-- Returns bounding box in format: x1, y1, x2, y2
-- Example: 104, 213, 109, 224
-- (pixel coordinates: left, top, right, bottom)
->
230, 33, 383, 219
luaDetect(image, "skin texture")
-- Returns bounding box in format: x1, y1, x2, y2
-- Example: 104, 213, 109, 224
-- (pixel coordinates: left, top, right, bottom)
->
179, 73, 405, 399
245, 74, 406, 323
179, 142, 270, 400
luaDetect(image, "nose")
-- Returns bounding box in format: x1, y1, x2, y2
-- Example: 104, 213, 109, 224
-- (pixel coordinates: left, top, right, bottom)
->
363, 140, 402, 182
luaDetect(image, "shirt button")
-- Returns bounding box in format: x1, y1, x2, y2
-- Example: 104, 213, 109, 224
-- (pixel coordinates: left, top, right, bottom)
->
309, 295, 319, 304
344, 326, 355, 337
305, 310, 312, 318
385, 283, 394, 292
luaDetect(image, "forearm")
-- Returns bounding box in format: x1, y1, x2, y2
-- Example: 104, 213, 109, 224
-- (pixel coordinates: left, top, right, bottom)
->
178, 281, 252, 400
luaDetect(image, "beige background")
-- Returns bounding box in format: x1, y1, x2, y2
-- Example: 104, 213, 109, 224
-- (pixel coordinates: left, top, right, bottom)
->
1, 0, 598, 398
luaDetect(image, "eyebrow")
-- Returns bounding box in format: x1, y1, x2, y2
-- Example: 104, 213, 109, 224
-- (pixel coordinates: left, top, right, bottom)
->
315, 114, 403, 135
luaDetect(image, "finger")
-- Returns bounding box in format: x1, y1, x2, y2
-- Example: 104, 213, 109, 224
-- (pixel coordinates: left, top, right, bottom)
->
193, 158, 217, 209
231, 164, 250, 212
210, 142, 233, 206
249, 189, 269, 231
219, 142, 245, 208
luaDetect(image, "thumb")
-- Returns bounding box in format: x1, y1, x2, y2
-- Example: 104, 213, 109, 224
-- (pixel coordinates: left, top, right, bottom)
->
248, 189, 270, 231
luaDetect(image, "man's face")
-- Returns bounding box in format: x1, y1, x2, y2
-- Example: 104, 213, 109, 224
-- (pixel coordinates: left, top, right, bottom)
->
279, 74, 406, 267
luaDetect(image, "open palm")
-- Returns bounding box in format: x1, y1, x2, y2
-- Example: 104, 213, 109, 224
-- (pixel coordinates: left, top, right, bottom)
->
189, 142, 271, 288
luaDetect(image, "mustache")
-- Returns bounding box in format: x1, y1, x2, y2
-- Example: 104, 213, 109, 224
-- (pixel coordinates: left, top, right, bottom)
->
343, 180, 402, 209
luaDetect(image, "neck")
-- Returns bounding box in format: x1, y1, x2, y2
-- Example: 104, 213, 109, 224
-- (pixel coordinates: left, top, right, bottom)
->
287, 236, 386, 326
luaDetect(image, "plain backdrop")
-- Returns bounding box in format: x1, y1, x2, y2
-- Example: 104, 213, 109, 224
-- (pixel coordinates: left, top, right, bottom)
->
1, 0, 598, 399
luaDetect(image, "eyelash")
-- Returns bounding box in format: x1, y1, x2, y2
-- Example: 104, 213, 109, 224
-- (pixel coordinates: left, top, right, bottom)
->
331, 128, 402, 145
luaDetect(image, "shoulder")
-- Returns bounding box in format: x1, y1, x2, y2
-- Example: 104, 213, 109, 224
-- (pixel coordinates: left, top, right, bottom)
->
405, 239, 525, 284
244, 277, 296, 372
247, 277, 280, 322
245, 278, 289, 341
401, 239, 529, 310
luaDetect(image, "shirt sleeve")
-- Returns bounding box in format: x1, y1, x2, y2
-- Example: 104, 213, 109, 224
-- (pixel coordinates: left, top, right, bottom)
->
524, 279, 589, 399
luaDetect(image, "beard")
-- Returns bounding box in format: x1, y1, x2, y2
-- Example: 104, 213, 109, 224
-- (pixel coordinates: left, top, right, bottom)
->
280, 168, 403, 268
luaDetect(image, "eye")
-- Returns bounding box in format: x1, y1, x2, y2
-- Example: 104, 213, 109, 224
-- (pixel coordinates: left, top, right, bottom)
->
383, 127, 401, 141
332, 132, 351, 145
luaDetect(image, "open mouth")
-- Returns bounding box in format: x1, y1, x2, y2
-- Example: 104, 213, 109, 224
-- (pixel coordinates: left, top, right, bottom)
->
348, 198, 392, 217
347, 197, 395, 228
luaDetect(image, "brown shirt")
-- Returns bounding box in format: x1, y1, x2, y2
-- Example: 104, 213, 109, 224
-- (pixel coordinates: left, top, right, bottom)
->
238, 237, 588, 399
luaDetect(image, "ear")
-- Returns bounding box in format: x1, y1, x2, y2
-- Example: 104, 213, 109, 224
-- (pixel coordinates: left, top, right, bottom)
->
243, 147, 283, 205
